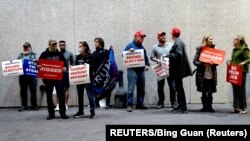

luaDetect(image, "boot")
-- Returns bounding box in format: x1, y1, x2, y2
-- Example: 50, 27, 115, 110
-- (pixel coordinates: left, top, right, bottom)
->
207, 97, 215, 113
200, 97, 207, 112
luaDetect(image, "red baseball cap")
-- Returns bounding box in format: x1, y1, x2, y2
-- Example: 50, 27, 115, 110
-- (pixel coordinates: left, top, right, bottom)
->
157, 32, 166, 37
171, 27, 181, 36
134, 31, 146, 37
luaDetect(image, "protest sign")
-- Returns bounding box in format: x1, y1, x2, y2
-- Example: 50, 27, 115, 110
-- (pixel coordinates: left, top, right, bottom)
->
123, 49, 145, 68
38, 59, 64, 80
69, 64, 90, 85
23, 59, 38, 76
199, 47, 226, 64
2, 59, 23, 76
226, 64, 242, 86
152, 57, 169, 81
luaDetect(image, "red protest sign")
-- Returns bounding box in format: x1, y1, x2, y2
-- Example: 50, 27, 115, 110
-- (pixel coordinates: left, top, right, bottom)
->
38, 59, 64, 80
226, 64, 242, 86
199, 47, 226, 64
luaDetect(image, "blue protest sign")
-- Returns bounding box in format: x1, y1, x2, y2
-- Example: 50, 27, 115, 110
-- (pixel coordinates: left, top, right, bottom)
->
23, 59, 38, 76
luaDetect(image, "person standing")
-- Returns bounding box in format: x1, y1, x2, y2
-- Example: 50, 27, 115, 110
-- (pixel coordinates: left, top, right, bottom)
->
193, 35, 218, 113
92, 37, 112, 108
73, 41, 96, 119
169, 28, 192, 114
18, 42, 38, 111
151, 32, 176, 109
38, 39, 69, 120
227, 35, 250, 114
54, 40, 75, 111
125, 31, 150, 112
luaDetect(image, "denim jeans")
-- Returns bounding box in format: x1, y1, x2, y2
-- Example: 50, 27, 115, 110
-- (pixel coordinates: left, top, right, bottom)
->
76, 84, 95, 114
127, 68, 145, 106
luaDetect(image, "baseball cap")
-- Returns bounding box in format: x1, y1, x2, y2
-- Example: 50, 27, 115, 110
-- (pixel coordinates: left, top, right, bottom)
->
171, 27, 181, 36
48, 39, 57, 45
157, 32, 166, 37
23, 42, 31, 48
134, 31, 146, 37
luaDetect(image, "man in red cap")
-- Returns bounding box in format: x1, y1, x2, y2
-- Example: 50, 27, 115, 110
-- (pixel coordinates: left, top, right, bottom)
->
169, 27, 192, 114
151, 32, 177, 109
124, 31, 150, 112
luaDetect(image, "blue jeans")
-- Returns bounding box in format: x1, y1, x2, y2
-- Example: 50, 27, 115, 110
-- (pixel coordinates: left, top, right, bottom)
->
127, 68, 145, 106
76, 84, 95, 114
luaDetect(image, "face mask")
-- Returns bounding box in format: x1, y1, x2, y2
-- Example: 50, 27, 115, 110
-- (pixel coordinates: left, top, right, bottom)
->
78, 48, 83, 53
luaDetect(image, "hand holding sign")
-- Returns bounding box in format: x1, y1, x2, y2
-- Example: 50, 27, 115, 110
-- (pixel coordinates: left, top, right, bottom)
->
2, 59, 23, 76
226, 64, 242, 86
123, 49, 145, 68
199, 47, 226, 64
37, 59, 64, 80
69, 64, 90, 85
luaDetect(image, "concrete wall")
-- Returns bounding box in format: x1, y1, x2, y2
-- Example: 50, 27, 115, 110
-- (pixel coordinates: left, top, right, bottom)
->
0, 0, 250, 107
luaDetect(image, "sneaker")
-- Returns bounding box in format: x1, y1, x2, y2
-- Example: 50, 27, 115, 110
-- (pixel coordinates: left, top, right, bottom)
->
61, 114, 69, 119
239, 110, 247, 114
73, 112, 84, 118
65, 104, 69, 110
136, 105, 148, 109
18, 106, 28, 112
90, 113, 96, 119
54, 104, 59, 111
156, 104, 164, 109
46, 115, 55, 120
172, 109, 188, 114
127, 106, 133, 112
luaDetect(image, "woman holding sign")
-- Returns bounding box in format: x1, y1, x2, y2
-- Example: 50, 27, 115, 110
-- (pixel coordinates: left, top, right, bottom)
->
193, 35, 218, 113
227, 35, 250, 114
73, 41, 96, 119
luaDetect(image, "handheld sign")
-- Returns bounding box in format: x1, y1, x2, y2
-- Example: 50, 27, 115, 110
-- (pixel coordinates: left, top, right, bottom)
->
199, 47, 226, 64
23, 59, 38, 76
69, 64, 90, 85
38, 59, 64, 80
226, 64, 242, 86
123, 49, 145, 68
2, 59, 23, 76
152, 57, 169, 81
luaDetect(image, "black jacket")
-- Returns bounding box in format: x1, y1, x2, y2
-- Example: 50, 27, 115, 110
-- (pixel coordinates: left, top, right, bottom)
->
92, 48, 109, 73
75, 53, 94, 80
39, 48, 67, 74
193, 46, 217, 92
169, 38, 192, 78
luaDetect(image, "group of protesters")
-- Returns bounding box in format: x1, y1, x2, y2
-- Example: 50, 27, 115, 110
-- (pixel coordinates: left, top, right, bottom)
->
16, 27, 250, 120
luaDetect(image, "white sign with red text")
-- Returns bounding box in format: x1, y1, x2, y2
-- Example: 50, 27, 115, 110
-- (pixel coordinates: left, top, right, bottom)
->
152, 57, 169, 81
2, 59, 23, 76
123, 49, 145, 68
69, 64, 90, 85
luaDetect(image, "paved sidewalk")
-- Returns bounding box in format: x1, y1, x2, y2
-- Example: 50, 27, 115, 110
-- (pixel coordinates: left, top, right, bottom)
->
0, 104, 249, 141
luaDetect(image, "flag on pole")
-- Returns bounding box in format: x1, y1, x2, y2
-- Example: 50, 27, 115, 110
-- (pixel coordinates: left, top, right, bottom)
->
92, 46, 118, 96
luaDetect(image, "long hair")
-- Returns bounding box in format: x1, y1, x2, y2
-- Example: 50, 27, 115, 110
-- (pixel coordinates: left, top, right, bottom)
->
79, 41, 91, 55
94, 37, 105, 48
201, 35, 214, 47
235, 35, 248, 47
